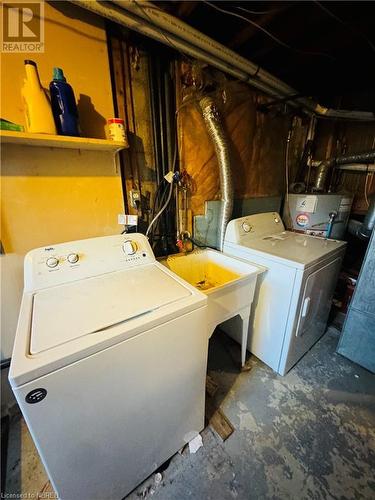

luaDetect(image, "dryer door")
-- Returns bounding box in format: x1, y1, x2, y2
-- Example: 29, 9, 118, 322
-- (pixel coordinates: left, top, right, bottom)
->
282, 256, 343, 374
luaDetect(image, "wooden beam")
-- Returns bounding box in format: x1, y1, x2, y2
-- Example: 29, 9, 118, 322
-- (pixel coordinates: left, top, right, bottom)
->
176, 1, 198, 19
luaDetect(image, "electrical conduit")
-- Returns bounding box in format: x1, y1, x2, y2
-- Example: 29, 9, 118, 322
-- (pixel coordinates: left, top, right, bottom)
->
70, 0, 375, 121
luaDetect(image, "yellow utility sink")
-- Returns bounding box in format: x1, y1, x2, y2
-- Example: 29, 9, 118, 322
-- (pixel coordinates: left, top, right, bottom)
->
160, 249, 263, 367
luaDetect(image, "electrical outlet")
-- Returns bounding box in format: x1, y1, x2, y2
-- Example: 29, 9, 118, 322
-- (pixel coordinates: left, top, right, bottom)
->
129, 190, 140, 208
118, 214, 138, 226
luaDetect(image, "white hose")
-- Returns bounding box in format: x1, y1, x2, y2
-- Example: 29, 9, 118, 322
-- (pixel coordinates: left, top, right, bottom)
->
146, 180, 174, 237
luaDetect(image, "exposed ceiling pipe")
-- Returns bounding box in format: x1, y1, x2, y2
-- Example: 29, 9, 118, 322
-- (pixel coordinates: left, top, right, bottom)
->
309, 160, 375, 171
336, 151, 375, 165
199, 97, 233, 251
71, 0, 375, 122
70, 0, 285, 100
335, 164, 375, 172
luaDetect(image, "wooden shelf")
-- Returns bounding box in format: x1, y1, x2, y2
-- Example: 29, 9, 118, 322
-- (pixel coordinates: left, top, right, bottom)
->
0, 130, 128, 153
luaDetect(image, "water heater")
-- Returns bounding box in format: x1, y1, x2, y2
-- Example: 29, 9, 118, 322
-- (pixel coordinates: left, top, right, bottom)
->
284, 193, 353, 240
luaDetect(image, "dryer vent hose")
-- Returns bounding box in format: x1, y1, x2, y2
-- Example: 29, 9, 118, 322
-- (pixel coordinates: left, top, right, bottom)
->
199, 97, 233, 251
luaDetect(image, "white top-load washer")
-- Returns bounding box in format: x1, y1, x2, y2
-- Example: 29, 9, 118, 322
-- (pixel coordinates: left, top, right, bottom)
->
223, 212, 346, 375
9, 234, 208, 500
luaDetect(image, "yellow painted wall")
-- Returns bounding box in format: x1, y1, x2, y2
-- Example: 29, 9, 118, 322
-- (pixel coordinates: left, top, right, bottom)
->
1, 1, 113, 139
1, 1, 124, 253
0, 2, 124, 358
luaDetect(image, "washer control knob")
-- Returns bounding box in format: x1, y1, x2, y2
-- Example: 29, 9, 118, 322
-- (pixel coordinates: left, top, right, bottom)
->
67, 253, 79, 264
242, 222, 252, 233
46, 257, 59, 268
122, 240, 138, 255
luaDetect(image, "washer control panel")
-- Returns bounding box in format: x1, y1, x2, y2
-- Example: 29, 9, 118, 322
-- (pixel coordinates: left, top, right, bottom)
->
122, 240, 138, 255
24, 234, 155, 291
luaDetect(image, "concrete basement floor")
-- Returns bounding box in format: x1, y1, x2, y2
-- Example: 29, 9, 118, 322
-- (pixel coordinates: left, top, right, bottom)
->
4, 327, 375, 499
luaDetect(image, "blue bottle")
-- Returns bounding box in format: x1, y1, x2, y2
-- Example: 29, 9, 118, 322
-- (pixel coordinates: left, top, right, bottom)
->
49, 68, 80, 136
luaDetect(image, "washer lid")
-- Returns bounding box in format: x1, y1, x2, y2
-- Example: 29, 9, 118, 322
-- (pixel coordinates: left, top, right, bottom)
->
234, 231, 346, 268
30, 265, 191, 354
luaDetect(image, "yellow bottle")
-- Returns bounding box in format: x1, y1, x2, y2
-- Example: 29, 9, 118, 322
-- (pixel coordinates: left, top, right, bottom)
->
21, 60, 57, 134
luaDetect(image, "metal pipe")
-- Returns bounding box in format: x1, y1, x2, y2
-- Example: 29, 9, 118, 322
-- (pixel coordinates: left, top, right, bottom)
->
312, 159, 333, 192
313, 150, 375, 191
112, 1, 375, 121
362, 194, 375, 237
70, 0, 375, 121
310, 160, 375, 171
336, 150, 375, 165
348, 195, 375, 239
199, 97, 233, 251
335, 164, 375, 172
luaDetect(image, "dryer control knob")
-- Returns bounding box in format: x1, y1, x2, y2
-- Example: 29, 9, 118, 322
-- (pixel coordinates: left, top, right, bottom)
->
242, 222, 252, 233
67, 253, 79, 264
46, 257, 59, 268
122, 240, 138, 255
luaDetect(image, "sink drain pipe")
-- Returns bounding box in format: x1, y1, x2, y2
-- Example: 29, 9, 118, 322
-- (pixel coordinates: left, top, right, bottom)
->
199, 97, 233, 251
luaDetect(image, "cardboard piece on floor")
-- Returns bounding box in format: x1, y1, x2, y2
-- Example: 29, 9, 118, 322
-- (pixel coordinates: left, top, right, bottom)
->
209, 409, 234, 441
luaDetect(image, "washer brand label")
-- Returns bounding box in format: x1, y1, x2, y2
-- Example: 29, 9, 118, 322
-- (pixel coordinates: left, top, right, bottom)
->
296, 213, 310, 227
26, 388, 47, 404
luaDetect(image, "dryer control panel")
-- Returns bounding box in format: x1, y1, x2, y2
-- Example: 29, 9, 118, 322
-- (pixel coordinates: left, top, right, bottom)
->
225, 212, 285, 244
24, 234, 156, 291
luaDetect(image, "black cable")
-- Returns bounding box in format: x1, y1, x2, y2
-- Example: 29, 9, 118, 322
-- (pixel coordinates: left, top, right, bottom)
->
149, 180, 171, 242
236, 5, 285, 16
185, 236, 217, 251
0, 358, 11, 370
314, 1, 375, 55
203, 0, 335, 61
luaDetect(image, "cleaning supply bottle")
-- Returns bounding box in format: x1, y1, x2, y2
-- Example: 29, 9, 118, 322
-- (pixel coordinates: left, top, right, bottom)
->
49, 68, 80, 136
21, 60, 57, 134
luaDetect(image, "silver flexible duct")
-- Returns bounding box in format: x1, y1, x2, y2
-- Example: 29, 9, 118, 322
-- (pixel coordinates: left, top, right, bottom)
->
199, 97, 233, 251
313, 150, 375, 191
313, 159, 333, 191
336, 150, 375, 165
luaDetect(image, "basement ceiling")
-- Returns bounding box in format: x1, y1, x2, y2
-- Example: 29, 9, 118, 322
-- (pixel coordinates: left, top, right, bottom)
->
155, 1, 375, 110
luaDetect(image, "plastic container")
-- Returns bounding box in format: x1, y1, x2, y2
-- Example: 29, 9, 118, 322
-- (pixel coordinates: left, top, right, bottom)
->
21, 60, 56, 134
49, 67, 80, 136
0, 119, 24, 132
108, 118, 126, 142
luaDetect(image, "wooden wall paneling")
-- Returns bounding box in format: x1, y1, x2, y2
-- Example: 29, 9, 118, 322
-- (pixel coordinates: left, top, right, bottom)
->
178, 80, 305, 216
109, 33, 158, 223
313, 119, 375, 212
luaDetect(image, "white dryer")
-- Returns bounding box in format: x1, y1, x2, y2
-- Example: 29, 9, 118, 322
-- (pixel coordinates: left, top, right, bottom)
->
9, 234, 208, 500
223, 212, 346, 375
